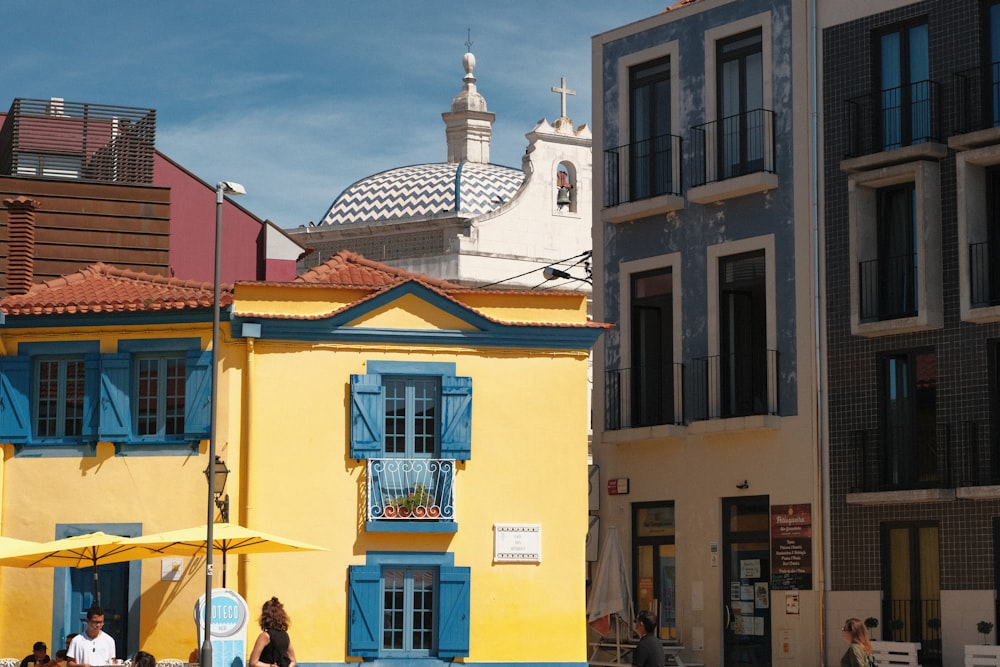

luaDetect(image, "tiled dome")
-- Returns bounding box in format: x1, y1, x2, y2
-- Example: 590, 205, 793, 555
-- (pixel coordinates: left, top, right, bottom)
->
319, 161, 524, 226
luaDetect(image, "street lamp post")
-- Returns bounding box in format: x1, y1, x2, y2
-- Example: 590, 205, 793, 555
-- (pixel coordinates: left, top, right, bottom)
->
201, 181, 245, 667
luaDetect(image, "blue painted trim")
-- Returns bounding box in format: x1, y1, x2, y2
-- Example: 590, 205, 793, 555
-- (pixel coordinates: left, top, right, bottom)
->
367, 361, 456, 376
14, 444, 97, 458
295, 662, 587, 667
117, 338, 201, 353
2, 311, 213, 329
115, 442, 200, 456
365, 521, 458, 534
454, 161, 464, 211
19, 341, 100, 355
365, 551, 455, 567
54, 522, 142, 658
229, 322, 603, 349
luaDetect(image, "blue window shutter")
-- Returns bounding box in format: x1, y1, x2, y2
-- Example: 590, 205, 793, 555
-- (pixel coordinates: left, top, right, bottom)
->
440, 375, 472, 460
0, 356, 31, 443
350, 374, 383, 459
82, 353, 101, 441
438, 565, 471, 658
184, 350, 212, 439
347, 564, 380, 657
99, 353, 131, 441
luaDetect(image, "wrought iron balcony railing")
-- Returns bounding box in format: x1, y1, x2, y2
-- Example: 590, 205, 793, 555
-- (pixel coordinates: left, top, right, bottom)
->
859, 253, 918, 322
952, 63, 1000, 135
691, 108, 775, 186
604, 133, 682, 207
688, 349, 779, 421
366, 458, 455, 521
604, 363, 684, 430
847, 423, 966, 493
845, 80, 940, 157
0, 97, 156, 184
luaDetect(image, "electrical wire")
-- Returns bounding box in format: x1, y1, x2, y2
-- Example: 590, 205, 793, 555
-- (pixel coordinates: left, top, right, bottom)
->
475, 250, 592, 289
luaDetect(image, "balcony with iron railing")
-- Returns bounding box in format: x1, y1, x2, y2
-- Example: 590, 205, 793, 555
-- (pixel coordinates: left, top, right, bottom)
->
690, 108, 775, 182
970, 241, 1000, 308
604, 363, 684, 431
688, 349, 779, 422
859, 253, 918, 322
0, 97, 156, 184
953, 63, 1000, 138
844, 81, 941, 160
366, 458, 455, 531
603, 134, 683, 222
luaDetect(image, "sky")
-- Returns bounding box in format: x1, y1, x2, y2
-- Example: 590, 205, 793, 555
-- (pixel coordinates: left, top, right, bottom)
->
2, 2, 668, 230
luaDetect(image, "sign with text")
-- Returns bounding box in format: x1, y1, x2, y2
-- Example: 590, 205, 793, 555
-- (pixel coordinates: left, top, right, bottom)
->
770, 503, 812, 590
195, 588, 249, 667
494, 523, 542, 562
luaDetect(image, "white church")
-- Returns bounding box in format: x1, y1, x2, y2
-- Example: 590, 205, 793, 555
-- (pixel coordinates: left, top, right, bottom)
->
289, 50, 593, 292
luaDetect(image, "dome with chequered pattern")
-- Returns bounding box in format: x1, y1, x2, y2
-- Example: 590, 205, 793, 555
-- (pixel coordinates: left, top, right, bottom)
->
320, 161, 523, 226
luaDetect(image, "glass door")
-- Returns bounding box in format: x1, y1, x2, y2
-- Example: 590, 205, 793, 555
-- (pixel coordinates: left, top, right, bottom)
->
722, 496, 770, 667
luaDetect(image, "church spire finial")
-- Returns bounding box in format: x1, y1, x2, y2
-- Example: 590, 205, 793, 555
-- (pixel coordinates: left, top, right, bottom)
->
465, 28, 473, 53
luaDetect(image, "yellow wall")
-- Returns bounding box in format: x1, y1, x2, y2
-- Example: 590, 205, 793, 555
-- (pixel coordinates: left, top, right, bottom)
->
0, 287, 598, 665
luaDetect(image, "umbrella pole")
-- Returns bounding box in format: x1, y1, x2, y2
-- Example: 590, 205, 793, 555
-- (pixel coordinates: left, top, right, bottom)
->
222, 551, 227, 589
93, 566, 101, 606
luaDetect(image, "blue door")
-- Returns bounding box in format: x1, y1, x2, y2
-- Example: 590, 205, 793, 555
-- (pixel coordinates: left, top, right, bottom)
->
69, 564, 128, 659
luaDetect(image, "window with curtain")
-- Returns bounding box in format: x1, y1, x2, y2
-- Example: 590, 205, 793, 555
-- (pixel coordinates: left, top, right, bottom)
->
876, 183, 918, 319
881, 349, 937, 489
717, 29, 764, 178
882, 523, 941, 666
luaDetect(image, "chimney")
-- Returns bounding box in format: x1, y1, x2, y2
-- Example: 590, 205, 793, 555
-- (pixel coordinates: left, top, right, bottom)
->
4, 196, 39, 296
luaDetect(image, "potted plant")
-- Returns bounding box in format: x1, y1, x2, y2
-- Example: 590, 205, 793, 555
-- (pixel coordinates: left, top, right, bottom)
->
890, 618, 904, 640
978, 620, 994, 645
864, 617, 879, 640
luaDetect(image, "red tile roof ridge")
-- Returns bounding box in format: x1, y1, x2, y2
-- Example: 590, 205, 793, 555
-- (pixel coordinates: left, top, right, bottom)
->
294, 250, 462, 289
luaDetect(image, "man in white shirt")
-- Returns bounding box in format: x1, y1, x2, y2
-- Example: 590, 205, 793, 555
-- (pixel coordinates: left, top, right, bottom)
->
67, 607, 116, 667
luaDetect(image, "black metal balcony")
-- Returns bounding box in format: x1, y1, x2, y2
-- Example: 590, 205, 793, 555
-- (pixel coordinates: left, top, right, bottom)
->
688, 349, 778, 421
604, 363, 684, 430
604, 133, 682, 207
691, 108, 775, 186
845, 80, 940, 157
970, 241, 1000, 308
859, 253, 918, 321
0, 97, 156, 184
953, 63, 1000, 135
847, 423, 976, 493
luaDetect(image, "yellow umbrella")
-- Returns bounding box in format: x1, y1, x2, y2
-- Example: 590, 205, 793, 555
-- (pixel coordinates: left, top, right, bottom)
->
0, 531, 145, 603
116, 522, 327, 587
0, 535, 41, 558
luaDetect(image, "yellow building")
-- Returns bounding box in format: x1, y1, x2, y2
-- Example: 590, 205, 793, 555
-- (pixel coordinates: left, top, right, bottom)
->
0, 252, 606, 666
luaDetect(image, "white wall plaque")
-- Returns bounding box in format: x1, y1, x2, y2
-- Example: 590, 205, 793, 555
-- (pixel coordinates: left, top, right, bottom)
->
494, 523, 542, 562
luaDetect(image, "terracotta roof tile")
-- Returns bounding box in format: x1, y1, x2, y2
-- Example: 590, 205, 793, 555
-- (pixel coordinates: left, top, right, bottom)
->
1, 262, 227, 316
295, 250, 462, 290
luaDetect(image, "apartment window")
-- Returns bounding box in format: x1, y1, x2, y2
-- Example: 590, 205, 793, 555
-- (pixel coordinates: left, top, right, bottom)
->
348, 553, 470, 659
629, 268, 675, 427
718, 29, 764, 178
629, 57, 673, 201
719, 251, 768, 417
881, 349, 937, 489
861, 183, 918, 321
876, 21, 930, 149
881, 523, 941, 664
989, 1, 1000, 126
971, 165, 1000, 308
847, 161, 942, 335
135, 354, 186, 438
633, 502, 677, 640
352, 362, 470, 529
35, 357, 86, 438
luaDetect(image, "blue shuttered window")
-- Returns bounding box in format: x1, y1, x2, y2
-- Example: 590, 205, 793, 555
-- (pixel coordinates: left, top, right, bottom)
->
0, 341, 211, 447
347, 559, 471, 660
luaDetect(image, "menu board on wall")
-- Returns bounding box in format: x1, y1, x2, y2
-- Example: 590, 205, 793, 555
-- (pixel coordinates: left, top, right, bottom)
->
770, 503, 812, 590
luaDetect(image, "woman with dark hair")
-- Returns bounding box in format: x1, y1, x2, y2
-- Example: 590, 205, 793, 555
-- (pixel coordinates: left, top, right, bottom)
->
249, 597, 296, 667
840, 617, 874, 667
132, 651, 155, 667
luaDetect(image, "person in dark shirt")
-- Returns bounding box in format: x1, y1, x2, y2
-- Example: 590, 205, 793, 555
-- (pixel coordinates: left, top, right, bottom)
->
21, 642, 50, 667
631, 612, 664, 667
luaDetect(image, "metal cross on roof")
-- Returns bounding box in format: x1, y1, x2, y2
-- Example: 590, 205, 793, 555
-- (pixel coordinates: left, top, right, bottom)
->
551, 76, 575, 119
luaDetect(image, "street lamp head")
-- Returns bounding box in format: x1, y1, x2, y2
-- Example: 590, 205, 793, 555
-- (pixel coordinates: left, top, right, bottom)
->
217, 181, 246, 196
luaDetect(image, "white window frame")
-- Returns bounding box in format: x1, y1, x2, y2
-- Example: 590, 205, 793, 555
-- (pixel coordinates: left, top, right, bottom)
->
847, 160, 943, 336
956, 143, 1000, 323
